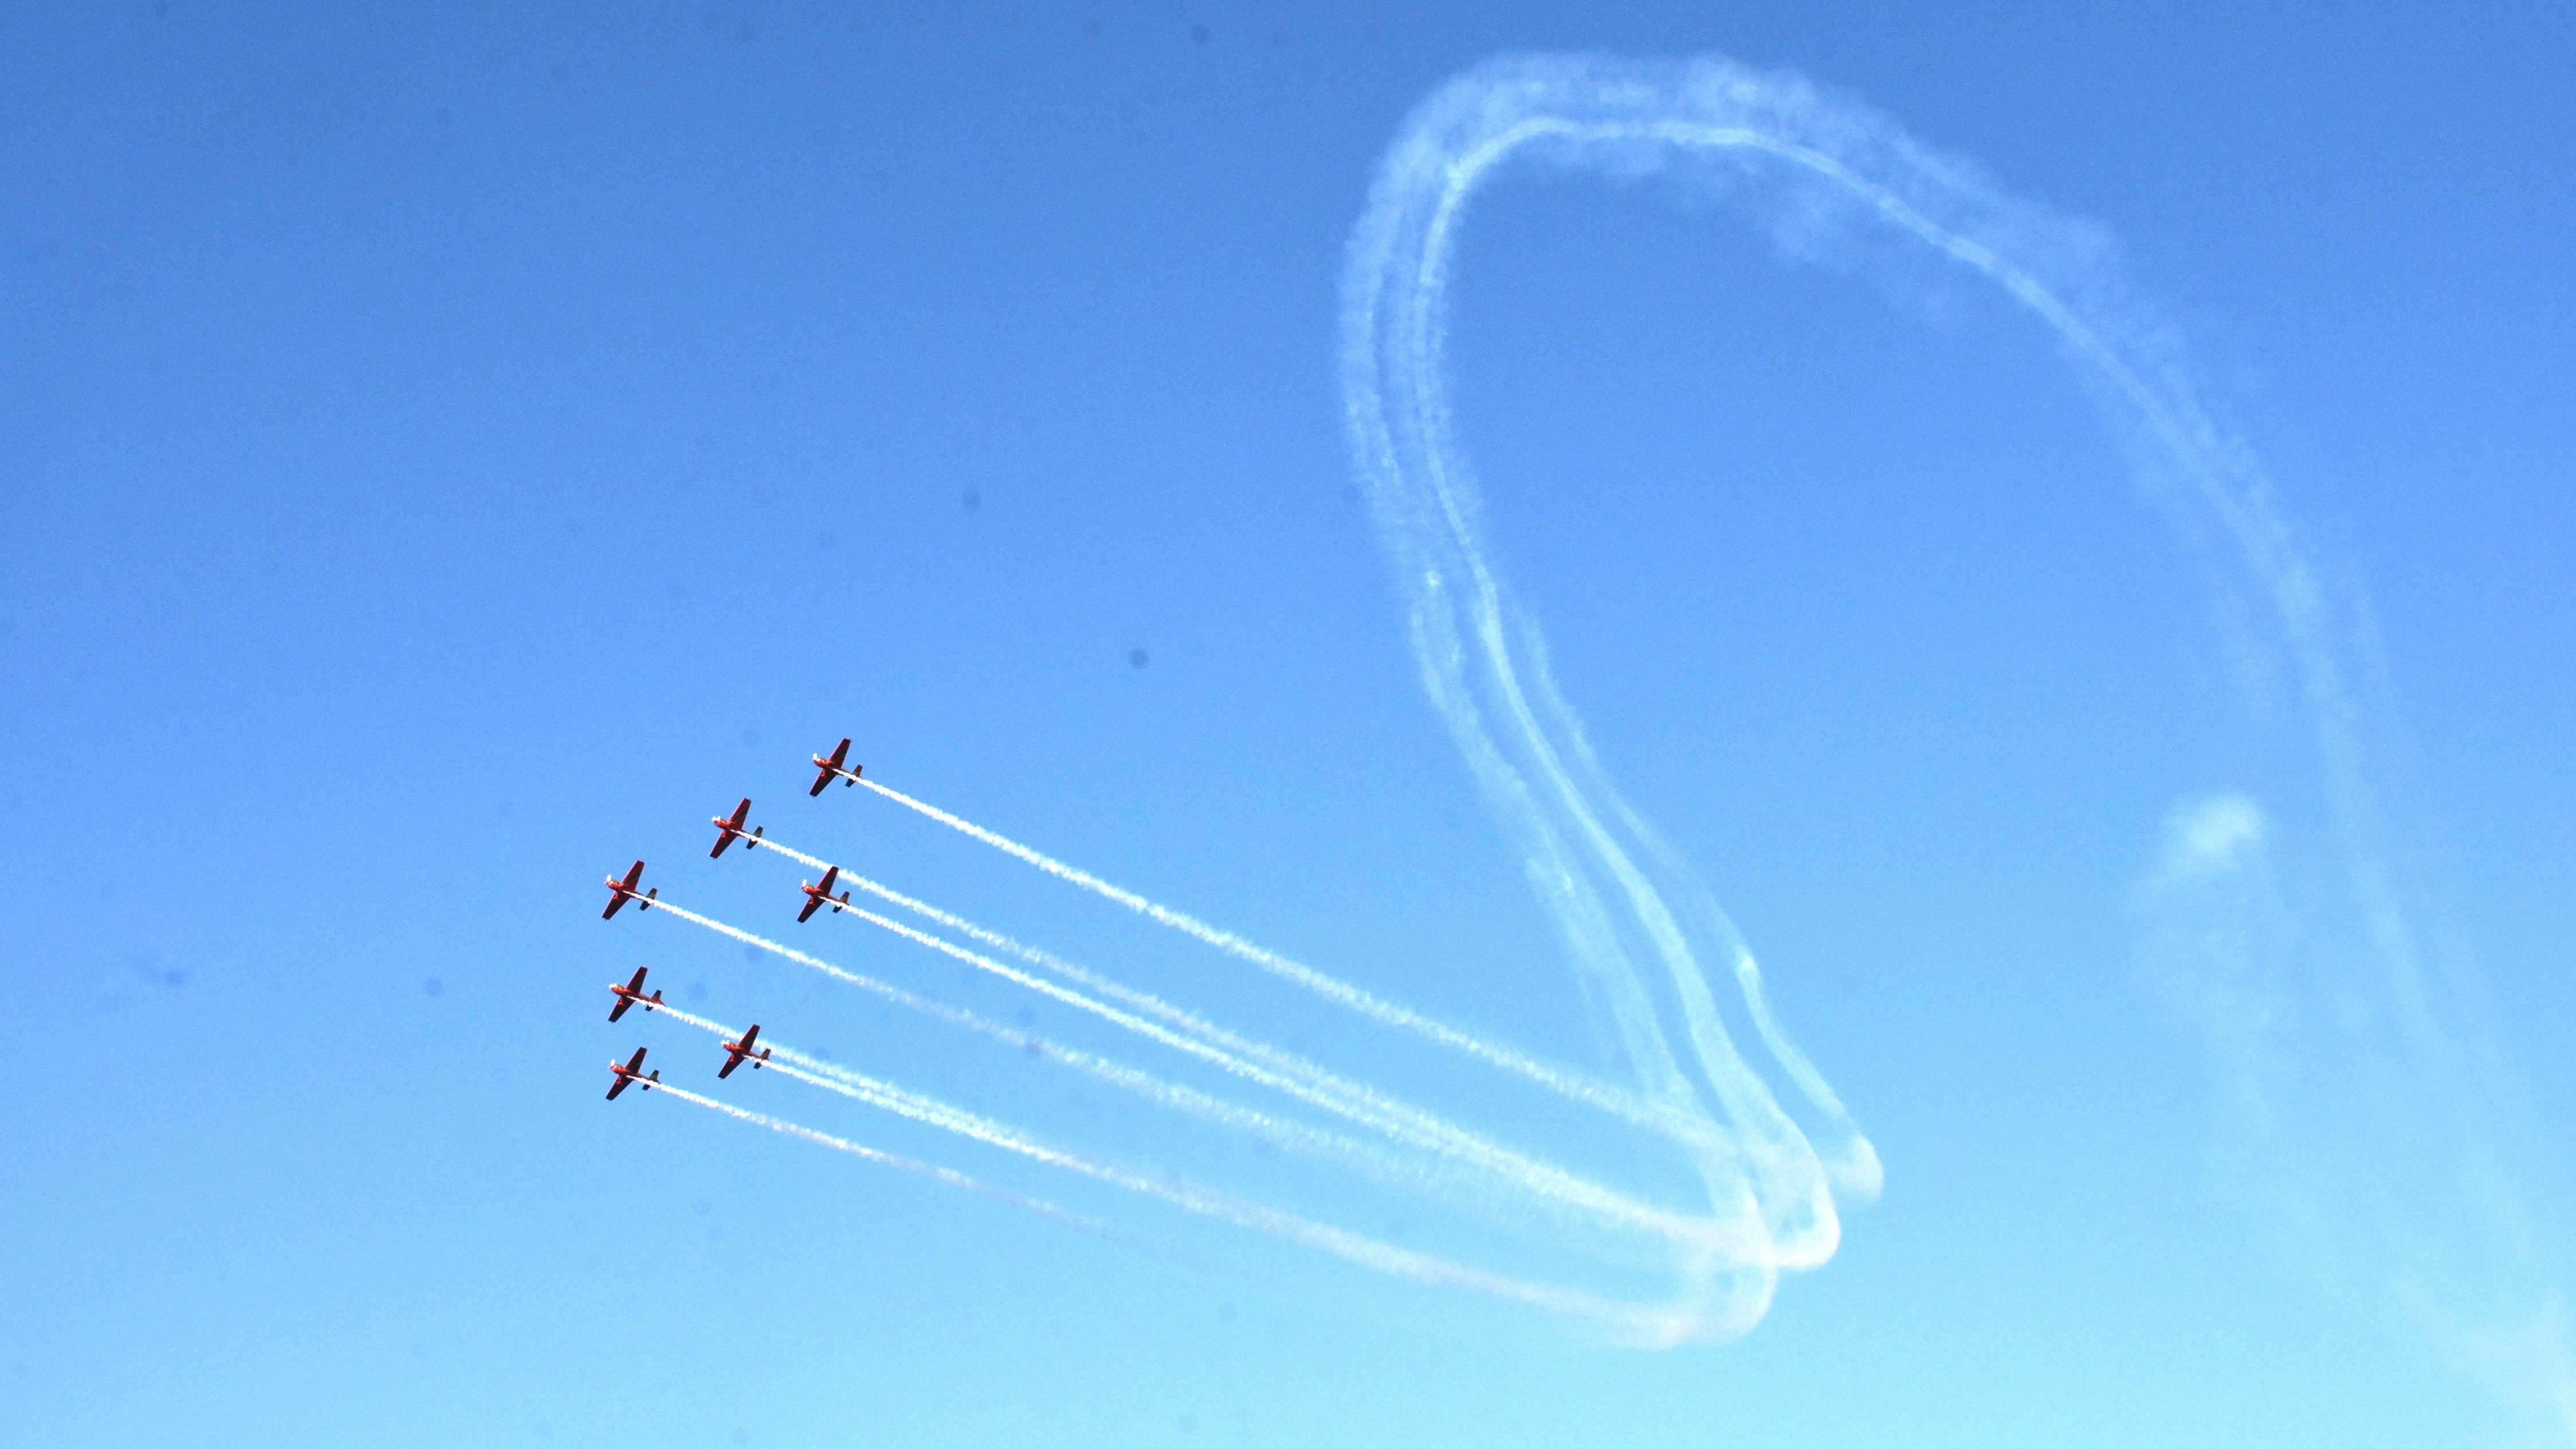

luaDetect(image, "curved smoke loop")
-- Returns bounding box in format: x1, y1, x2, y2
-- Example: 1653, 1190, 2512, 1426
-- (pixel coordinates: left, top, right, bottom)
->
616, 54, 2557, 1408
1338, 51, 2557, 1368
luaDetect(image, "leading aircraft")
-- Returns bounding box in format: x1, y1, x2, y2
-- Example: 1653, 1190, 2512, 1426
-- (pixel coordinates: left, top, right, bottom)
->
607, 967, 663, 1023
798, 865, 851, 922
606, 1046, 661, 1100
718, 1024, 772, 1079
808, 737, 863, 796
710, 798, 764, 858
602, 861, 657, 919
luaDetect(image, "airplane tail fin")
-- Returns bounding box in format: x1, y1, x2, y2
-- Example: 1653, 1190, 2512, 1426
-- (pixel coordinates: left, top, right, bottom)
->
643, 888, 658, 910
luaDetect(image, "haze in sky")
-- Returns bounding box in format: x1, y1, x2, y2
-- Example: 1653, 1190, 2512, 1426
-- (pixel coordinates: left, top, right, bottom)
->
5, 6, 2571, 1447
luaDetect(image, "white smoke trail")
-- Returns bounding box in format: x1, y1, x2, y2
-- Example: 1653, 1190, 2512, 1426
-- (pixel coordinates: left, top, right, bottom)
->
650, 892, 1727, 1254
654, 1034, 1661, 1328
850, 776, 1703, 1138
637, 1077, 1120, 1240
765, 831, 1741, 1159
743, 837, 838, 875
742, 1051, 1679, 1338
642, 999, 1570, 1247
761, 835, 1422, 1126
645, 1001, 1669, 1327
1346, 67, 1930, 1332
1340, 46, 2567, 1409
824, 890, 1745, 1255
648, 895, 918, 1002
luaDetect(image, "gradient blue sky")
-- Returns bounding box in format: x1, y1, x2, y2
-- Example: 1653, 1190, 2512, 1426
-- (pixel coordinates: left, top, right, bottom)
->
4, 5, 2571, 1446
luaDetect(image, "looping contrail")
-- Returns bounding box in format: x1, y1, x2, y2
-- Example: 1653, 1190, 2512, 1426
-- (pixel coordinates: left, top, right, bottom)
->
614, 53, 2562, 1391
1329, 46, 2567, 1406
1343, 64, 1935, 1310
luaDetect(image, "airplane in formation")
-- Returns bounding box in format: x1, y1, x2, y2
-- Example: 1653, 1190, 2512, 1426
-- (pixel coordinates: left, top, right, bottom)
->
607, 967, 663, 1023
798, 865, 851, 922
719, 1023, 772, 1078
602, 861, 657, 919
596, 761, 858, 1095
606, 1046, 661, 1100
809, 737, 863, 796
710, 798, 764, 858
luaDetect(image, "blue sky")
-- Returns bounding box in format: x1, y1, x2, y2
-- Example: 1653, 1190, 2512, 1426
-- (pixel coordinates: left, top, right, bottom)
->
3, 4, 2570, 1446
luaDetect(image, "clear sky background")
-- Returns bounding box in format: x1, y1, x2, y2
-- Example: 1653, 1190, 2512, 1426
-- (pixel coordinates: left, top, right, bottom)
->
3, 4, 2570, 1447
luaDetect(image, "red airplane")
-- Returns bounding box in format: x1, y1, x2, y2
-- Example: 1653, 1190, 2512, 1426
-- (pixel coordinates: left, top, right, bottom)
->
798, 865, 851, 922
808, 737, 862, 796
601, 861, 657, 919
607, 967, 663, 1023
710, 798, 764, 858
606, 1046, 661, 1100
718, 1023, 771, 1079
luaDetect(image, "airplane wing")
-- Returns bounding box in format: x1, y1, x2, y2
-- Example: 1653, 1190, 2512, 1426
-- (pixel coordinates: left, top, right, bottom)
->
607, 1047, 648, 1099
720, 1024, 763, 1078
811, 739, 855, 794
713, 801, 751, 857
797, 895, 822, 923
608, 969, 646, 1022
604, 862, 645, 918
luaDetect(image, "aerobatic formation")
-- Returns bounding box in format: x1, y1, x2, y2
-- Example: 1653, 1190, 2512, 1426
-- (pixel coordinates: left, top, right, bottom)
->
590, 735, 1858, 1341
576, 50, 2571, 1421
